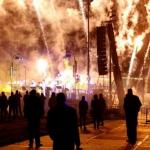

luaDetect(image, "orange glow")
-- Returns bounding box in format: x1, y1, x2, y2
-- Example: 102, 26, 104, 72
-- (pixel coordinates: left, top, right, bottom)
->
36, 58, 48, 75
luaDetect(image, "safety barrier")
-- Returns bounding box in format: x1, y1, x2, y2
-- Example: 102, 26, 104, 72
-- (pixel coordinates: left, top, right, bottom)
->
139, 107, 150, 124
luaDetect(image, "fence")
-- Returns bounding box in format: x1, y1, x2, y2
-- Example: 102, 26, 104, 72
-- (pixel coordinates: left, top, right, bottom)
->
139, 107, 150, 123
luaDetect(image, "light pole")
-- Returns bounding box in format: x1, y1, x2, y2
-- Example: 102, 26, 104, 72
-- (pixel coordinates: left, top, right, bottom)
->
87, 0, 90, 93
10, 54, 17, 92
24, 65, 27, 87
10, 61, 13, 92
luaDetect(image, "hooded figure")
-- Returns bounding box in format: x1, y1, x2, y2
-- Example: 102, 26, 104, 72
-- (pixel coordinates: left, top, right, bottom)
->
124, 88, 142, 145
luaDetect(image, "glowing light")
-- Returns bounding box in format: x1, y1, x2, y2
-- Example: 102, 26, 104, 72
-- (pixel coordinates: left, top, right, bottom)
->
32, 0, 49, 55
0, 0, 6, 15
59, 67, 74, 89
126, 46, 138, 88
36, 58, 48, 76
64, 59, 69, 68
136, 42, 150, 88
0, 0, 4, 5
134, 36, 143, 50
17, 0, 25, 8
0, 84, 11, 93
0, 0, 149, 94
78, 0, 88, 38
126, 36, 143, 87
33, 0, 40, 9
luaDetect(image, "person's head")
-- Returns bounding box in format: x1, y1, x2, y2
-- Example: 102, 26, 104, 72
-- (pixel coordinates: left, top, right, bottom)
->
11, 92, 14, 95
51, 92, 55, 97
127, 88, 133, 95
94, 94, 98, 100
99, 93, 103, 98
30, 89, 36, 96
2, 92, 5, 96
16, 90, 18, 94
41, 93, 44, 96
81, 96, 85, 101
56, 92, 66, 105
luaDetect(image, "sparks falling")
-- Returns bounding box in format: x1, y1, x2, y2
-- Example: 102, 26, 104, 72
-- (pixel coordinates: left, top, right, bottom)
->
0, 0, 149, 91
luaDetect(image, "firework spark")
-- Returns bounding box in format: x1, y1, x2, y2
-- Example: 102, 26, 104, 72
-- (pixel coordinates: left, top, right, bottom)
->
0, 0, 149, 90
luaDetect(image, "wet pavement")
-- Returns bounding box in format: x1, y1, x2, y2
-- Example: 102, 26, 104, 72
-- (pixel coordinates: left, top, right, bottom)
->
1, 119, 150, 150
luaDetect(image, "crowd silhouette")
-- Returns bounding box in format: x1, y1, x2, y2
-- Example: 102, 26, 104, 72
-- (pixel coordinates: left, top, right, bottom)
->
0, 90, 45, 121
0, 88, 143, 149
0, 90, 23, 121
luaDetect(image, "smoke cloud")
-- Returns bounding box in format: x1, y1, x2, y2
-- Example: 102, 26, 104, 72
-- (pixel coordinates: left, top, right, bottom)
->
0, 0, 149, 85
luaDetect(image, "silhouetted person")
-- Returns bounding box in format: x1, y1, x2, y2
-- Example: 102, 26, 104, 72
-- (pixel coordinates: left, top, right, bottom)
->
24, 89, 44, 148
8, 92, 15, 120
0, 92, 8, 121
79, 96, 88, 131
40, 93, 45, 114
48, 92, 56, 110
124, 88, 142, 145
47, 92, 81, 150
14, 90, 22, 118
91, 94, 101, 129
23, 91, 29, 117
99, 93, 107, 126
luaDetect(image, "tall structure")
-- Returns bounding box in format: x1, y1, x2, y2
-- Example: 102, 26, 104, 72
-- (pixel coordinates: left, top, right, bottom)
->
107, 23, 125, 114
96, 23, 125, 114
87, 0, 90, 92
96, 26, 108, 75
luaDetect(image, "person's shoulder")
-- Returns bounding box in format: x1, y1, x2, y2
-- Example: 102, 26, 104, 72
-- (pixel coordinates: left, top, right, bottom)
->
66, 104, 75, 110
79, 100, 82, 104
84, 100, 88, 103
47, 108, 56, 115
66, 104, 76, 112
124, 94, 128, 98
133, 95, 139, 100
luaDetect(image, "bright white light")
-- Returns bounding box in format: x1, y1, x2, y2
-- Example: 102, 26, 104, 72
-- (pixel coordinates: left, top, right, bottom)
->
134, 36, 143, 50
36, 58, 48, 75
18, 0, 25, 7
0, 0, 4, 5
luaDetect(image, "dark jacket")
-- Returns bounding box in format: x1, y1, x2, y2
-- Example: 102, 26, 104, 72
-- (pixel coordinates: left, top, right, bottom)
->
79, 99, 88, 115
124, 94, 142, 119
24, 93, 43, 121
47, 103, 80, 150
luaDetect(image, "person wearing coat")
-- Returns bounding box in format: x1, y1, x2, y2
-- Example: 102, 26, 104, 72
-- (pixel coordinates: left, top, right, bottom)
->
124, 88, 142, 145
24, 89, 44, 148
47, 92, 81, 150
79, 96, 88, 131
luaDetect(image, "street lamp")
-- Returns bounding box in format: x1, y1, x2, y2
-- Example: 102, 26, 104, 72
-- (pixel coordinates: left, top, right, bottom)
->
10, 61, 13, 92
24, 65, 27, 87
87, 0, 90, 93
10, 54, 20, 92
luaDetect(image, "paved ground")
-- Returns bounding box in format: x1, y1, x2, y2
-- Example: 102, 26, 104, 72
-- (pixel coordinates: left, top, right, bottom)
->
0, 119, 150, 150
0, 118, 47, 146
